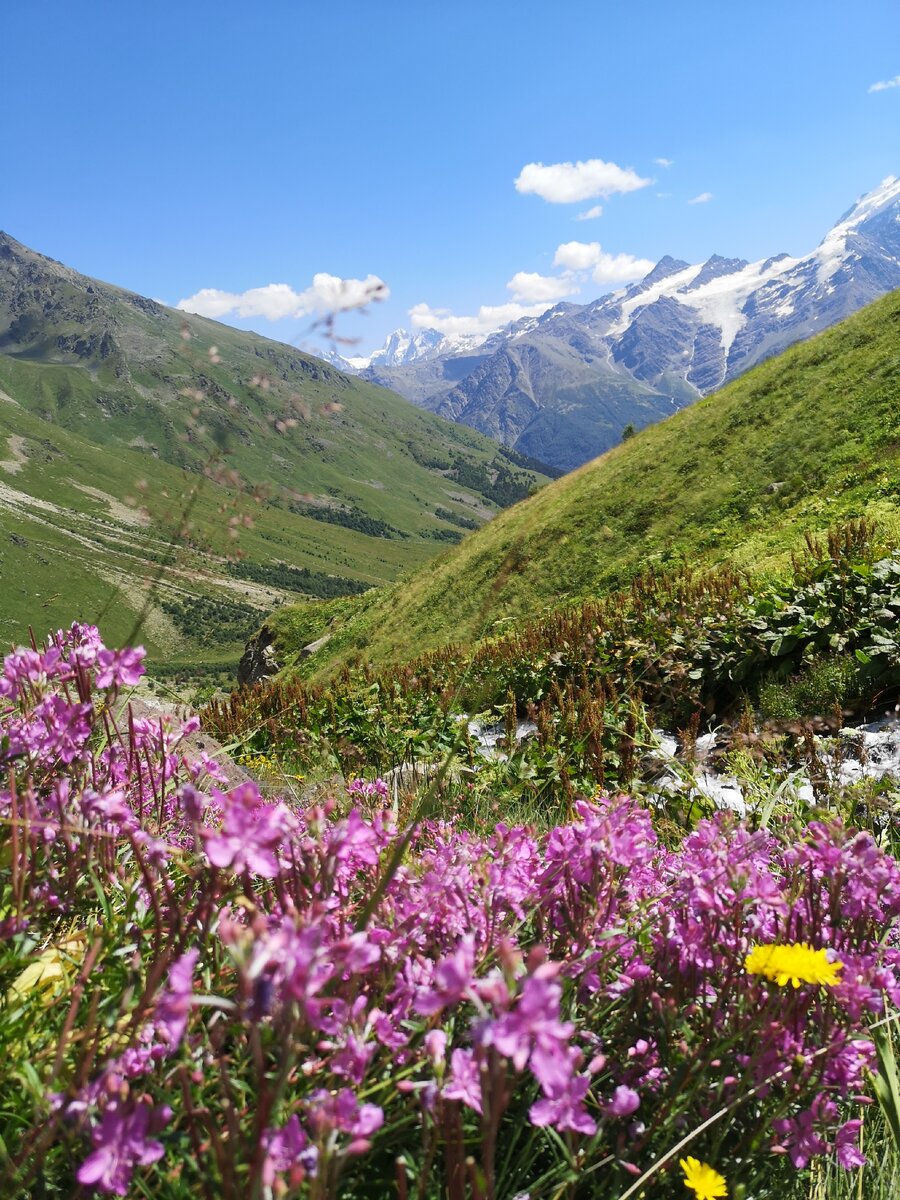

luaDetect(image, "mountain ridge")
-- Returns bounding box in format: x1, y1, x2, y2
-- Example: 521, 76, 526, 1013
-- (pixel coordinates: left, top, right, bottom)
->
0, 232, 550, 662
331, 177, 900, 471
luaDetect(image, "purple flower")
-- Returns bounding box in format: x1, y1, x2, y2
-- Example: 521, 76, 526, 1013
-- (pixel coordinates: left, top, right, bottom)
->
488, 964, 575, 1088
416, 936, 476, 1015
77, 1100, 169, 1195
836, 1119, 866, 1169
201, 782, 292, 876
262, 1115, 318, 1185
153, 949, 198, 1052
94, 647, 145, 690
530, 1075, 597, 1135
306, 1088, 384, 1142
773, 1098, 834, 1168
604, 1085, 640, 1118
443, 1048, 483, 1113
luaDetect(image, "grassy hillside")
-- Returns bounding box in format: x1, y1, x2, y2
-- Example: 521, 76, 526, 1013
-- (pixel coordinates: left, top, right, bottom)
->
271, 288, 900, 678
0, 233, 549, 666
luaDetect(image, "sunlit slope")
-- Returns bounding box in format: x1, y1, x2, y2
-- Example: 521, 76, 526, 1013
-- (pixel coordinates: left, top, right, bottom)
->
0, 232, 549, 661
281, 288, 900, 676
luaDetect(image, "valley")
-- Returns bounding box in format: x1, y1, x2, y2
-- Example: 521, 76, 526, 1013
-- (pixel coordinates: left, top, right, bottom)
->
5, 9, 900, 1192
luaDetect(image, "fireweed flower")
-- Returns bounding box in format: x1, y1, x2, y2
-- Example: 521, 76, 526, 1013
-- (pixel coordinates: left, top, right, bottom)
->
94, 646, 145, 690
77, 1100, 170, 1196
745, 943, 843, 989
261, 1115, 318, 1185
679, 1156, 727, 1200
152, 949, 199, 1053
8, 628, 900, 1191
200, 782, 293, 876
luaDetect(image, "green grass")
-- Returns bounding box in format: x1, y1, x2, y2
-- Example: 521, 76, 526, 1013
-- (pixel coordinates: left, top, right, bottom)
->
0, 235, 550, 664
269, 288, 900, 678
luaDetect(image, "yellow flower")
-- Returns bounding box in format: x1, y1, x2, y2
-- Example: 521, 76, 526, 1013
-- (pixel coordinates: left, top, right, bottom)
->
744, 942, 843, 989
680, 1156, 727, 1200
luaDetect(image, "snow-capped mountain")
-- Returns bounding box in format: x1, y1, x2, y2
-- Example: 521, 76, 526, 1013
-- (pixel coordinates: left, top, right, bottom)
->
350, 177, 900, 471
327, 326, 488, 372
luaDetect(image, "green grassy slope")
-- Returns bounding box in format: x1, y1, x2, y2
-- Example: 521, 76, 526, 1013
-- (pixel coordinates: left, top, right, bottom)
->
0, 234, 549, 664
274, 288, 900, 677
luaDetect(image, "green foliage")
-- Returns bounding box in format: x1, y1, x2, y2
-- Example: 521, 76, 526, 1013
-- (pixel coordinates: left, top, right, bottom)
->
158, 593, 264, 647
757, 656, 861, 720
210, 523, 900, 837
448, 455, 539, 507
434, 506, 479, 530
287, 500, 407, 539
225, 558, 370, 599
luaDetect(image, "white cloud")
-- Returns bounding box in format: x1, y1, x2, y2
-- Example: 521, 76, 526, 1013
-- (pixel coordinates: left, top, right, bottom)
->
552, 241, 654, 284
688, 192, 714, 205
514, 157, 651, 203
176, 273, 389, 321
506, 271, 580, 303
869, 75, 900, 92
409, 300, 551, 338
654, 157, 674, 168
575, 204, 604, 221
554, 240, 604, 270
590, 252, 655, 284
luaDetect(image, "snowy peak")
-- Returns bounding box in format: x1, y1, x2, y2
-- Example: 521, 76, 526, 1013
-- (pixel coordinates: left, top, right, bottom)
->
815, 176, 900, 286
345, 325, 490, 370
372, 327, 447, 367
679, 255, 750, 293
832, 175, 900, 231
633, 256, 692, 292
322, 176, 900, 473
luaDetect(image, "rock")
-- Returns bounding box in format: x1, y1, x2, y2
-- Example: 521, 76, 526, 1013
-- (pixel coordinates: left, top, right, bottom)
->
301, 634, 331, 658
125, 696, 253, 791
237, 625, 282, 687
764, 481, 787, 494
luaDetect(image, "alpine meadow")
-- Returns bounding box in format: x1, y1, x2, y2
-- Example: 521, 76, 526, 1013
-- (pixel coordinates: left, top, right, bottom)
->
3, 5, 900, 1200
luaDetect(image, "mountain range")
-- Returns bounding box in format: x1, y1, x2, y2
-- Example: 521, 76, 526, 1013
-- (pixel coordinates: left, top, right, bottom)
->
328, 177, 900, 471
0, 233, 548, 664
270, 284, 900, 678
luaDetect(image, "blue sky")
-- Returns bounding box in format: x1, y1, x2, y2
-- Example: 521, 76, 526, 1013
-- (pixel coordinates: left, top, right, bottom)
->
4, 0, 900, 356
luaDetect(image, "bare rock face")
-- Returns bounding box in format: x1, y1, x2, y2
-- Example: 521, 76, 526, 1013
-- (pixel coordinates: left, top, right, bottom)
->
237, 625, 282, 688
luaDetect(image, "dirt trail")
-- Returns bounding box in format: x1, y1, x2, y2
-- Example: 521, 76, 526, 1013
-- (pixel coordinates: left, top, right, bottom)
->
0, 435, 28, 475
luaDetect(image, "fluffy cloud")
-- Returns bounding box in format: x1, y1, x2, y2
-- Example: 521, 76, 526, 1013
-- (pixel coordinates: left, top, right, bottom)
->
575, 205, 604, 221
176, 273, 389, 321
653, 157, 674, 168
514, 158, 650, 204
553, 240, 604, 270
688, 192, 714, 205
553, 241, 654, 284
590, 252, 655, 284
506, 271, 580, 303
409, 300, 551, 338
869, 75, 900, 92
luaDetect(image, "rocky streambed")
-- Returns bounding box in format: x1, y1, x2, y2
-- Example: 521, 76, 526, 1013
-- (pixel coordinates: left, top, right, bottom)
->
465, 708, 900, 816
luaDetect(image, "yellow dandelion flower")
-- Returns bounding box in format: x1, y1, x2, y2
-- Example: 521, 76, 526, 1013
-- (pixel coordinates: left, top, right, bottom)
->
745, 942, 842, 989
680, 1156, 727, 1200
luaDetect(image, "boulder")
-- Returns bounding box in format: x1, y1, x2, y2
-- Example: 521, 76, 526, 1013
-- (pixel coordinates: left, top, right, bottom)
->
237, 625, 282, 687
